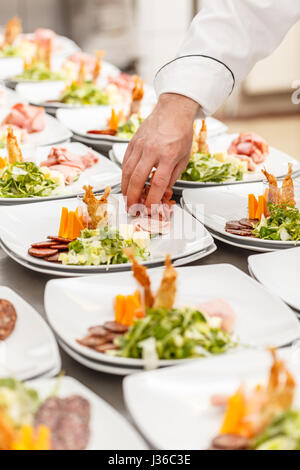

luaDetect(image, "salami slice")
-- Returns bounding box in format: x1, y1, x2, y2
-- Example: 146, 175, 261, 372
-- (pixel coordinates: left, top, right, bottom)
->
94, 343, 118, 353
88, 325, 109, 336
31, 241, 58, 248
47, 236, 73, 243
28, 247, 59, 258
103, 321, 129, 333
50, 244, 69, 250
239, 218, 259, 229
44, 253, 61, 263
0, 299, 17, 341
211, 434, 249, 450
225, 228, 253, 237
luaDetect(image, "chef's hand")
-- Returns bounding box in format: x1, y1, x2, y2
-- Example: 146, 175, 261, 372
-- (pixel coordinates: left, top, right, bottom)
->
121, 93, 199, 209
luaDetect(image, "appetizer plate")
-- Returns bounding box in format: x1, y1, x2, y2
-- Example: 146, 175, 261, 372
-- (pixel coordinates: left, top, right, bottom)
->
182, 183, 300, 250
0, 238, 217, 278
56, 103, 154, 144
0, 107, 72, 147
123, 348, 296, 450
0, 142, 121, 203
248, 248, 300, 311
0, 286, 60, 381
27, 376, 147, 450
0, 195, 213, 271
45, 264, 300, 369
113, 134, 300, 187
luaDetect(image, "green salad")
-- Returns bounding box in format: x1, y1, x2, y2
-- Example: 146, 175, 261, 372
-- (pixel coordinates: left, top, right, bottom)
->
251, 410, 300, 450
180, 153, 245, 183
253, 203, 300, 241
59, 226, 150, 267
114, 307, 236, 360
117, 114, 144, 139
15, 62, 64, 81
60, 81, 109, 105
0, 162, 59, 198
0, 44, 20, 57
0, 378, 40, 427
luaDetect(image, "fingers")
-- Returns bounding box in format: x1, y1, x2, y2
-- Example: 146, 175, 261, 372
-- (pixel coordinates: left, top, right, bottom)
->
145, 162, 172, 209
126, 152, 155, 209
169, 155, 190, 186
121, 139, 143, 196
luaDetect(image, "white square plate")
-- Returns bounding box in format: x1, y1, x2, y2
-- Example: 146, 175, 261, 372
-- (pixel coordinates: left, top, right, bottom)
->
0, 286, 59, 380
123, 348, 298, 449
183, 182, 300, 249
0, 142, 121, 203
0, 194, 212, 271
114, 133, 300, 187
26, 376, 146, 450
248, 248, 300, 311
0, 107, 72, 147
44, 264, 300, 368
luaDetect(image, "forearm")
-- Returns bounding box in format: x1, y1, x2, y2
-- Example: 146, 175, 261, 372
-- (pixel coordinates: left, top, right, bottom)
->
155, 0, 300, 115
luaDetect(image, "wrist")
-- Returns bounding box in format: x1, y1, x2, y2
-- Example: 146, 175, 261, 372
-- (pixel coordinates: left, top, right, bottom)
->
158, 93, 200, 120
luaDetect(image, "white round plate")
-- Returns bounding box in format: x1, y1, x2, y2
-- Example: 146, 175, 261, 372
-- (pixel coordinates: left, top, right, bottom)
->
44, 264, 300, 368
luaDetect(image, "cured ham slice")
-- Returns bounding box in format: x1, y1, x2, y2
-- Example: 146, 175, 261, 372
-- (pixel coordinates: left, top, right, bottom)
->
2, 103, 45, 133
134, 217, 171, 235
228, 132, 269, 170
41, 147, 99, 184
198, 298, 237, 334
65, 52, 96, 74
48, 164, 80, 185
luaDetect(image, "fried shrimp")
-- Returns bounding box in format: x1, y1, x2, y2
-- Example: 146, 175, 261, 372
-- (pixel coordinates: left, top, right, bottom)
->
124, 247, 154, 308
92, 50, 105, 83
128, 75, 144, 117
3, 17, 21, 46
6, 126, 23, 163
197, 120, 209, 154
78, 60, 86, 84
153, 255, 177, 310
280, 163, 295, 206
261, 168, 279, 204
82, 185, 111, 229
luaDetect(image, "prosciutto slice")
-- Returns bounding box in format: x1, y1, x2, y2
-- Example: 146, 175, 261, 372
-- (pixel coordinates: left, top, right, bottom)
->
198, 298, 237, 334
228, 132, 269, 170
41, 147, 99, 184
2, 103, 46, 133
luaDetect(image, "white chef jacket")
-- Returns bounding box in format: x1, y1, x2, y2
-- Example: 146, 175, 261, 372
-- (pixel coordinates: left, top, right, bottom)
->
154, 0, 300, 116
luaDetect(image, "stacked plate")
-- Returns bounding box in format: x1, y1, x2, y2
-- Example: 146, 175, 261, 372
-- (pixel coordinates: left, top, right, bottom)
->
44, 264, 300, 375
248, 248, 300, 312
0, 142, 122, 205
56, 97, 156, 152
0, 194, 216, 276
111, 133, 300, 193
0, 286, 61, 380
182, 181, 300, 252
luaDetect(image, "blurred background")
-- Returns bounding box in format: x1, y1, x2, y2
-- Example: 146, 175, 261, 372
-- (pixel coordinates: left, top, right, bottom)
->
1, 0, 300, 158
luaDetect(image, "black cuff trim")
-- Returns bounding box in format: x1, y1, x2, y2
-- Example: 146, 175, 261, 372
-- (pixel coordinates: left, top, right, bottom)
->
155, 54, 235, 94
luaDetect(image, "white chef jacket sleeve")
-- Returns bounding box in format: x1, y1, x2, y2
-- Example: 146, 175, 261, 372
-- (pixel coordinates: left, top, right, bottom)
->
154, 0, 300, 116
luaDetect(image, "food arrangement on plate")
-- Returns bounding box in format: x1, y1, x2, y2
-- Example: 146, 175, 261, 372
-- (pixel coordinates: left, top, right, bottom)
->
0, 129, 103, 198
210, 350, 300, 450
180, 120, 269, 184
76, 253, 237, 359
86, 76, 144, 138
27, 184, 175, 265
0, 377, 91, 450
225, 164, 300, 242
